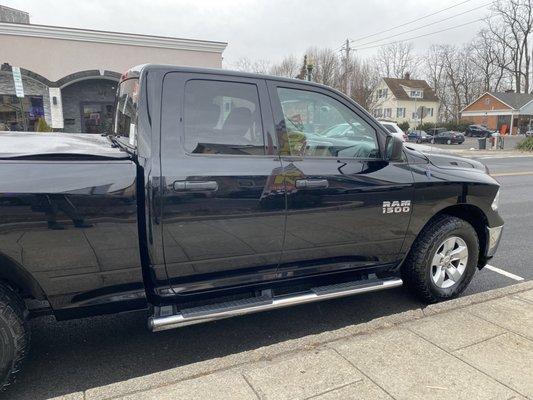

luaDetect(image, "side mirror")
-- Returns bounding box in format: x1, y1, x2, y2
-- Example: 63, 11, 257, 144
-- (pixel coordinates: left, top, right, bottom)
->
386, 135, 404, 162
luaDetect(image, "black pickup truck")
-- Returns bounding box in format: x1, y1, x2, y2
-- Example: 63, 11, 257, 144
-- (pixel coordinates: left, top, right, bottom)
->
0, 64, 503, 388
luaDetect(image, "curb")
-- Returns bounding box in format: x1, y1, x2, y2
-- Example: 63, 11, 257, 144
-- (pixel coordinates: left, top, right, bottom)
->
83, 281, 533, 400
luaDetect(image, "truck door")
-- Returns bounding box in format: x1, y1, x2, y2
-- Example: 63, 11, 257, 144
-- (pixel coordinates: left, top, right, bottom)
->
267, 81, 413, 276
159, 73, 285, 297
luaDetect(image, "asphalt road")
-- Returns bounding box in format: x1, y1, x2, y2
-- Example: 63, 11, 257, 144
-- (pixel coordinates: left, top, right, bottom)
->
6, 155, 533, 400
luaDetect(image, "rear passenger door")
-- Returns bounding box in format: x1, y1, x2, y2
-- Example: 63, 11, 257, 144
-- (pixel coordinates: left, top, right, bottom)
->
159, 73, 285, 297
268, 81, 414, 276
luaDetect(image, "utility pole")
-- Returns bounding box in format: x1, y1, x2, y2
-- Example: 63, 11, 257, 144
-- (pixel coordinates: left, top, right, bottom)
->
306, 59, 314, 81
343, 39, 351, 97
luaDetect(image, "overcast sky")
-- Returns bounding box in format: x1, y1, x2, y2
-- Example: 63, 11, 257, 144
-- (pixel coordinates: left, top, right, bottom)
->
2, 0, 490, 67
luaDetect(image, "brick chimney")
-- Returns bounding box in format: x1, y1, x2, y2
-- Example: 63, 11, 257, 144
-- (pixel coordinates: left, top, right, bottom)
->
404, 72, 411, 80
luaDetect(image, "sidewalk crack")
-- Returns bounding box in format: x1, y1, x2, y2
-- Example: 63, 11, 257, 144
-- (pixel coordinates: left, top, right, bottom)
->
242, 372, 263, 400
329, 347, 398, 400
452, 332, 508, 352
465, 309, 533, 343
511, 294, 533, 305
303, 380, 362, 400
407, 328, 526, 398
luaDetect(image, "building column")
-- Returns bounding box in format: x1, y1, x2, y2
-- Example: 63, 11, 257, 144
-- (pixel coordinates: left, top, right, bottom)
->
509, 113, 514, 135
48, 87, 64, 130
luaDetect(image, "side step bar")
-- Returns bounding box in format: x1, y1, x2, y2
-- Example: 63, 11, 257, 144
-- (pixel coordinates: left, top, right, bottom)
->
149, 277, 403, 332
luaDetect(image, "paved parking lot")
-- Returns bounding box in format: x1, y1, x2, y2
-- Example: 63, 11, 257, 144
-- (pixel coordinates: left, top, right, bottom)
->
409, 134, 524, 151
5, 154, 533, 400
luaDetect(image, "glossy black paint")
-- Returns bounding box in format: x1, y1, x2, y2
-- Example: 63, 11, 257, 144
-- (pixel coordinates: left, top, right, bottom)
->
158, 72, 286, 297
0, 160, 146, 319
0, 65, 503, 319
267, 80, 414, 276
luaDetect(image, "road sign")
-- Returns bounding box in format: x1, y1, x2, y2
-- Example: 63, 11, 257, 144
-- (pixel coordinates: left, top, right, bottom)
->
12, 67, 25, 98
417, 106, 428, 119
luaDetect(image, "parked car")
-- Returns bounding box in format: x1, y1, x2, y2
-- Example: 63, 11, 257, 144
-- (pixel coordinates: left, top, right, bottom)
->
407, 130, 433, 143
432, 131, 465, 144
378, 120, 407, 141
0, 64, 503, 389
427, 127, 447, 136
465, 125, 492, 138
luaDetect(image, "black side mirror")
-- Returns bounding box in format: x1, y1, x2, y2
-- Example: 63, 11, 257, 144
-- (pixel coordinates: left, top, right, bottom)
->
386, 135, 404, 162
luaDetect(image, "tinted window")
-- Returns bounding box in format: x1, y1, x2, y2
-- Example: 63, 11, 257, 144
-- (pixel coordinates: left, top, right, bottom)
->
184, 80, 265, 155
277, 87, 379, 159
114, 78, 139, 140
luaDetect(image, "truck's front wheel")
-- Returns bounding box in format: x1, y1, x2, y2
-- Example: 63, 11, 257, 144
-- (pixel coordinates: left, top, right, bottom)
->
402, 215, 479, 303
0, 282, 29, 391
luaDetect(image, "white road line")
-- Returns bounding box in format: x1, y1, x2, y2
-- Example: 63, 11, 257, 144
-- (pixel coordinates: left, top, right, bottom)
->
484, 264, 524, 281
492, 171, 533, 177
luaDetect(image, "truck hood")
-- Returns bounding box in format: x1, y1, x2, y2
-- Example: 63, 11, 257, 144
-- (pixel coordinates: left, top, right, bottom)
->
404, 143, 486, 172
0, 132, 130, 159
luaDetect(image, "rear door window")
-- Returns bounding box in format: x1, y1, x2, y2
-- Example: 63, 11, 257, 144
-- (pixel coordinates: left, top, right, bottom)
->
184, 80, 265, 155
114, 78, 139, 143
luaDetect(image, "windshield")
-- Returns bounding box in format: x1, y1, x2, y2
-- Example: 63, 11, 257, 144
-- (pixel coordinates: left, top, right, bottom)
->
113, 78, 139, 146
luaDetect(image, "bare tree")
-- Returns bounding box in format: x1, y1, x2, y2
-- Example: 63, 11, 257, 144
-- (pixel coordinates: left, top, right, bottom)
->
424, 45, 447, 120
375, 42, 417, 78
233, 57, 271, 74
348, 57, 381, 110
305, 47, 341, 87
471, 29, 513, 92
429, 44, 486, 122
269, 55, 300, 78
488, 0, 533, 92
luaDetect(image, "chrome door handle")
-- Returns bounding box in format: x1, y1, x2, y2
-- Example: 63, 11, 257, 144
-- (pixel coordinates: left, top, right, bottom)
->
172, 180, 219, 191
295, 179, 329, 189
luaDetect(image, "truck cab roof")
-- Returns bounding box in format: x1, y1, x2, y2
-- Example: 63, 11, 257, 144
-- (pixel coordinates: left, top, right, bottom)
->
123, 64, 338, 91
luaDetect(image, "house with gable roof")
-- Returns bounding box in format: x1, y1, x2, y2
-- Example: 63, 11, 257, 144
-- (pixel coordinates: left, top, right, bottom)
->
371, 73, 440, 128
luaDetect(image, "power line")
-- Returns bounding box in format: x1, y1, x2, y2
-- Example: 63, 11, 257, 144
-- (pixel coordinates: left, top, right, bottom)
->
353, 2, 491, 49
350, 0, 474, 43
352, 18, 486, 51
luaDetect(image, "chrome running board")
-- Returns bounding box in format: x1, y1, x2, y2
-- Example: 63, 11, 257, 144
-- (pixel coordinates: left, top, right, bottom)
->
149, 277, 403, 332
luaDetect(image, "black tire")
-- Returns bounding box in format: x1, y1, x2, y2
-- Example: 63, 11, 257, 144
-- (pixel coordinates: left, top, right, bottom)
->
401, 215, 479, 303
0, 282, 30, 391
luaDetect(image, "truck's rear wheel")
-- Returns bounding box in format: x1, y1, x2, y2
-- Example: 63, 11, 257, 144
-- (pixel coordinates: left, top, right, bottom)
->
402, 215, 479, 303
0, 282, 30, 391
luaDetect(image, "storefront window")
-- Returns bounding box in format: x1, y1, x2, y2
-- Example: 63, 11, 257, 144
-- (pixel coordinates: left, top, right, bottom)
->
81, 103, 114, 134
0, 95, 44, 131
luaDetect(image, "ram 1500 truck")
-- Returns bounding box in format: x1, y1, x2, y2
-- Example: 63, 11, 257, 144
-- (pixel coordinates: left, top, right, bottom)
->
0, 64, 503, 388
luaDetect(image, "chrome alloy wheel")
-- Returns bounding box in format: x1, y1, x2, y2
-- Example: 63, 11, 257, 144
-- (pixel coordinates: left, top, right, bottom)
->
431, 236, 469, 289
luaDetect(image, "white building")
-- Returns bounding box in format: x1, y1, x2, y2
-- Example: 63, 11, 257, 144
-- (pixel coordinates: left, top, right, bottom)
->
371, 74, 440, 128
0, 5, 227, 133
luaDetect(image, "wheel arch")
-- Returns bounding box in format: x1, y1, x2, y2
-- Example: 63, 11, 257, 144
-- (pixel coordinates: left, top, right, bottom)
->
419, 204, 488, 269
0, 252, 47, 300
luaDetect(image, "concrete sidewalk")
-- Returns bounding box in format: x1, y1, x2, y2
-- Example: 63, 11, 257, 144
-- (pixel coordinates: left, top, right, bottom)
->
53, 281, 532, 400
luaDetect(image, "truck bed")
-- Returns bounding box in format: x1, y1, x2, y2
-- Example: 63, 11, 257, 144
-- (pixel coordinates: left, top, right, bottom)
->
0, 132, 130, 159
0, 154, 145, 318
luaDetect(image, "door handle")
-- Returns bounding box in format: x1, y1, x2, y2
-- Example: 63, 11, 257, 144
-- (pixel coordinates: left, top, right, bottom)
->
172, 180, 219, 191
295, 179, 329, 189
